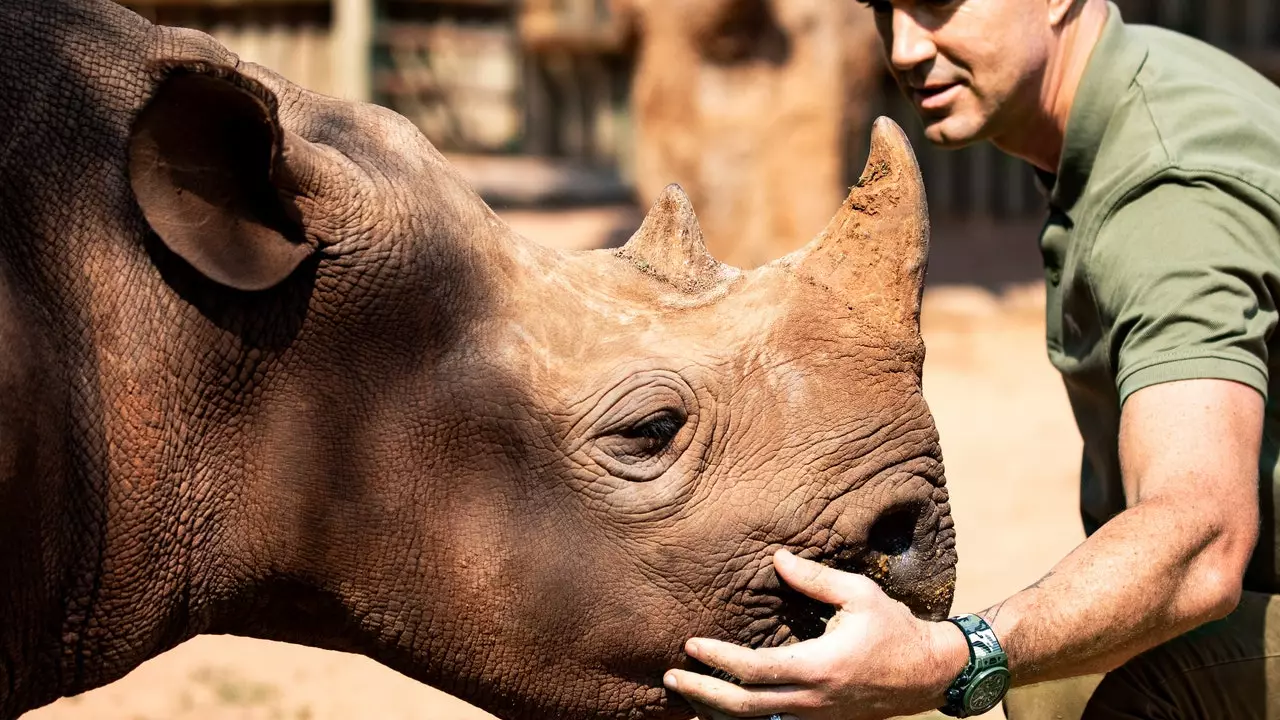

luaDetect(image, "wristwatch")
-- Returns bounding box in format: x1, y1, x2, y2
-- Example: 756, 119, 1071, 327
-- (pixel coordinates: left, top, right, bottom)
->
938, 614, 1011, 717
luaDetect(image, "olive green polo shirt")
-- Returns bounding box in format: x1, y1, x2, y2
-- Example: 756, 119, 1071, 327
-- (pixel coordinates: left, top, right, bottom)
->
1038, 3, 1280, 592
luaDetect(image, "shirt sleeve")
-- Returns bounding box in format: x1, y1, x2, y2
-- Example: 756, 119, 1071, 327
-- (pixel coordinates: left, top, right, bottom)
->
1088, 178, 1280, 406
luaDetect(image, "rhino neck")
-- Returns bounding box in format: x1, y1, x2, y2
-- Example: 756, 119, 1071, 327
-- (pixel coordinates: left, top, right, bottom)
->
161, 246, 557, 714
0, 0, 532, 712
0, 0, 181, 713
11, 156, 531, 720
0, 257, 80, 718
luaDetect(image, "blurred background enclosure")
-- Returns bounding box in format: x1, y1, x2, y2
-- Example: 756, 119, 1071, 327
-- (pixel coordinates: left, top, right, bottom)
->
122, 0, 635, 200
119, 0, 1280, 282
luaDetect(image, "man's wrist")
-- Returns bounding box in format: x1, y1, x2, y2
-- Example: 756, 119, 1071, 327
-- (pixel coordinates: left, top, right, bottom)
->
925, 619, 973, 700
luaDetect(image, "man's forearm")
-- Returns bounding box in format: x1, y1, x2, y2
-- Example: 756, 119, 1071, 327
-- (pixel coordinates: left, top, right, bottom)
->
972, 494, 1255, 687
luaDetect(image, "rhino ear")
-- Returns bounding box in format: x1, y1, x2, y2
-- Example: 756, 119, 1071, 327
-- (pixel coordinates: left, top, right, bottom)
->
129, 63, 321, 292
788, 116, 930, 333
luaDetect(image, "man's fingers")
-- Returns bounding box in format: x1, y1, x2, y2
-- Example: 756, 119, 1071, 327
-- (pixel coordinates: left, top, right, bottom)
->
688, 699, 747, 720
689, 700, 733, 720
664, 668, 806, 718
683, 637, 815, 685
774, 549, 877, 606
689, 700, 796, 720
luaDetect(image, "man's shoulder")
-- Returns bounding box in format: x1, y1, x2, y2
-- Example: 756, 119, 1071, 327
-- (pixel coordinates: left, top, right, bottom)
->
1091, 24, 1280, 211
1078, 25, 1280, 279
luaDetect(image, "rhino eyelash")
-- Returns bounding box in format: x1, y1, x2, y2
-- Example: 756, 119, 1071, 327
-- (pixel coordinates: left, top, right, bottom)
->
616, 412, 685, 446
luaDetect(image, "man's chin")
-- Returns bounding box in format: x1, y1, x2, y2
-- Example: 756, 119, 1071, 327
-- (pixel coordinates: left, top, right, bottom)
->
920, 115, 983, 150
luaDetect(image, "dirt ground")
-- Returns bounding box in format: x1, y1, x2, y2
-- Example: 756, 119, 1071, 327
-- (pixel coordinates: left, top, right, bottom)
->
23, 205, 1085, 720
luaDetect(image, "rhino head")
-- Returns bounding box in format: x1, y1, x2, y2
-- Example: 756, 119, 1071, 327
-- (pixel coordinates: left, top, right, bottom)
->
0, 5, 954, 719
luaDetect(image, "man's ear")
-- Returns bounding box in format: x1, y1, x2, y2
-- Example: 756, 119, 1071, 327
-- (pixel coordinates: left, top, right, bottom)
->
128, 63, 316, 292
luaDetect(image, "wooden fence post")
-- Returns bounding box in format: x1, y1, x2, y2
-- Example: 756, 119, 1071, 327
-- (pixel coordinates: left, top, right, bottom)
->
333, 0, 373, 102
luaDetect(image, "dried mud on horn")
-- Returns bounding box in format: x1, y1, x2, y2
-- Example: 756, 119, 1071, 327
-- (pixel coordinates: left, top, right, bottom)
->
782, 116, 930, 329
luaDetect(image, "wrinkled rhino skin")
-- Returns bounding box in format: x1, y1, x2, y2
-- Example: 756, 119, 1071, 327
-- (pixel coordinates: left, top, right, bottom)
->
0, 1, 956, 719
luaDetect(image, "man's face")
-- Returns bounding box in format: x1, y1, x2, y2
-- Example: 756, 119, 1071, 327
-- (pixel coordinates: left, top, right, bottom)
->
863, 0, 1055, 148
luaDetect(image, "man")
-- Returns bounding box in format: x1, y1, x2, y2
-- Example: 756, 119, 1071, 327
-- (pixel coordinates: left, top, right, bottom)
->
662, 0, 1280, 717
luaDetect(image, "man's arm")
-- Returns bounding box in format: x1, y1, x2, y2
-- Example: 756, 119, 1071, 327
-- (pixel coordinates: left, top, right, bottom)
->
987, 179, 1278, 683
977, 377, 1261, 685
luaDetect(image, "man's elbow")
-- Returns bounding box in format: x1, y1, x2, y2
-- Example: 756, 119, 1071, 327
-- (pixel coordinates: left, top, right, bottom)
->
1188, 520, 1257, 623
1192, 568, 1244, 623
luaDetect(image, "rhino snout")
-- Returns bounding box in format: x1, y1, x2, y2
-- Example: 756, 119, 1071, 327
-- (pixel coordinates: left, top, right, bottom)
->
770, 494, 956, 643
854, 497, 957, 620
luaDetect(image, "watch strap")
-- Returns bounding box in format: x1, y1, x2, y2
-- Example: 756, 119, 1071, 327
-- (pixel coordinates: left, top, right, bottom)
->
939, 614, 1009, 717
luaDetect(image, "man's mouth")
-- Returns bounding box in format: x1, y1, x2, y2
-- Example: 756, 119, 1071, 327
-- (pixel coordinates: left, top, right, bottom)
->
912, 82, 962, 111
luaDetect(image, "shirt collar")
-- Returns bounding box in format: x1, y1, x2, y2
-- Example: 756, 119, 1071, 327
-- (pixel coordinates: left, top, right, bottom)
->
1037, 2, 1149, 221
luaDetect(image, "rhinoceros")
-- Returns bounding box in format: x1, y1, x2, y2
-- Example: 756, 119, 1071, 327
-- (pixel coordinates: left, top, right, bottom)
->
0, 1, 957, 719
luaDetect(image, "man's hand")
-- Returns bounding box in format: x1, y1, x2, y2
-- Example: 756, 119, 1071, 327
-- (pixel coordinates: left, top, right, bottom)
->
663, 549, 969, 720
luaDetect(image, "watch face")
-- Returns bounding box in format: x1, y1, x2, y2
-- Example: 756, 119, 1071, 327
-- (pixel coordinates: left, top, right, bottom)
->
966, 668, 1011, 713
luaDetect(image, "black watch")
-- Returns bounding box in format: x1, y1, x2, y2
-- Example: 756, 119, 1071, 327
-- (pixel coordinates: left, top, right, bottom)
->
938, 614, 1011, 717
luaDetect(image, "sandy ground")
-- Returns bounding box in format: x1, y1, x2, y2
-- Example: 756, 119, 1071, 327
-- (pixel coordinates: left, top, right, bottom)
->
23, 206, 1085, 720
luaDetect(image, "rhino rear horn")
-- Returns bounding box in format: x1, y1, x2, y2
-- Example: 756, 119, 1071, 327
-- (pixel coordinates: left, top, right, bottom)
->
129, 61, 339, 292
616, 184, 738, 293
788, 116, 930, 332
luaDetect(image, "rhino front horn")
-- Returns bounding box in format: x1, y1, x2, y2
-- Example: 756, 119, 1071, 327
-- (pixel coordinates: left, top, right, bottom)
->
616, 184, 738, 293
790, 116, 930, 331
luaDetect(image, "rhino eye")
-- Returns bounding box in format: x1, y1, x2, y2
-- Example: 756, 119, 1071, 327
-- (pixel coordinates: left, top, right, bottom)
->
608, 410, 686, 458
582, 373, 698, 482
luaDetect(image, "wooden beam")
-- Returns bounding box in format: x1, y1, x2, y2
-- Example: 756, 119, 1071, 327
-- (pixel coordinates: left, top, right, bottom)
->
122, 0, 510, 5
517, 10, 630, 56
332, 0, 373, 102
119, 0, 329, 7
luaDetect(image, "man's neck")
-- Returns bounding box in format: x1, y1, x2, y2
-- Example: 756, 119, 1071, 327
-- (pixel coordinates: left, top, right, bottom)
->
992, 0, 1110, 174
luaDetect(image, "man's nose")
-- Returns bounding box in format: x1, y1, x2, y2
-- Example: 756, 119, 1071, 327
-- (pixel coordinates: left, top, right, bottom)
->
890, 8, 937, 73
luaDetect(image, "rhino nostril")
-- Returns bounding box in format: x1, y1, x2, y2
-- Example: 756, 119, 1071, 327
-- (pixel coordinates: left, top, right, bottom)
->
867, 505, 920, 557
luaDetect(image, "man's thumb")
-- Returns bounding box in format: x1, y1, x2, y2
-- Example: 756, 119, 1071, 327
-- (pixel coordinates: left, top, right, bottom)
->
774, 549, 877, 607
